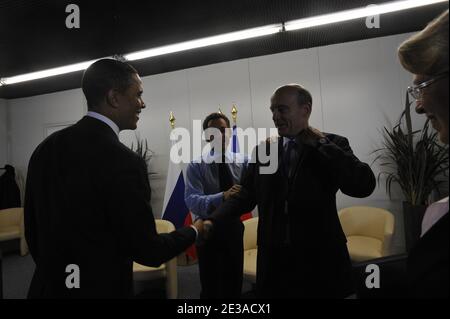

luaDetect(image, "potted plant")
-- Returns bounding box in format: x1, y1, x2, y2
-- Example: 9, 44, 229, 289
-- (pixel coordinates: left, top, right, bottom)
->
373, 92, 449, 252
130, 132, 155, 176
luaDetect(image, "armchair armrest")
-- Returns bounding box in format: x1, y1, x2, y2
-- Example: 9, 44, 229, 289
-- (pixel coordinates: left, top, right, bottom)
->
19, 209, 29, 256
381, 214, 395, 256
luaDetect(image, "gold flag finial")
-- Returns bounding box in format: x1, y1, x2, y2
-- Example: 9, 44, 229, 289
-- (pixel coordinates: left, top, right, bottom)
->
169, 111, 176, 129
218, 107, 223, 115
231, 103, 238, 124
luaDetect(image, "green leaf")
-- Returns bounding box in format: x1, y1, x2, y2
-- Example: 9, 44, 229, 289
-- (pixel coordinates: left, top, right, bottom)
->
372, 98, 449, 205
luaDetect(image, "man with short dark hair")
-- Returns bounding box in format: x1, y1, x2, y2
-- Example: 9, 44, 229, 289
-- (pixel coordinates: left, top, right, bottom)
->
24, 58, 203, 298
185, 112, 247, 298
208, 84, 376, 298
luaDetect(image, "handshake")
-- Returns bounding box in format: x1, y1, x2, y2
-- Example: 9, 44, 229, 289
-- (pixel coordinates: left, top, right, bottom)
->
190, 183, 243, 244
192, 219, 214, 245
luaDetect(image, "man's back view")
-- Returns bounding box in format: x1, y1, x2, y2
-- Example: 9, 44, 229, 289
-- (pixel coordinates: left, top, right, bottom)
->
24, 59, 201, 298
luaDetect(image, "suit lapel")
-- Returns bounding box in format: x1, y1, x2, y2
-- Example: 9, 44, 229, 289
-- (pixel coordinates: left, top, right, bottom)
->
275, 136, 313, 186
277, 137, 284, 178
289, 144, 311, 186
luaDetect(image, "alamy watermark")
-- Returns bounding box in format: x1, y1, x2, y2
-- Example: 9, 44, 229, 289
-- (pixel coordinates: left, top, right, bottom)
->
65, 264, 80, 289
365, 5, 380, 29
169, 120, 279, 174
365, 264, 380, 289
65, 4, 80, 29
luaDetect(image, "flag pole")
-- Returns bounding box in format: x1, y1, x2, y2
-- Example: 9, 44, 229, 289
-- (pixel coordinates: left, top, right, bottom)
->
231, 103, 238, 125
163, 111, 197, 266
231, 104, 252, 221
231, 103, 239, 157
169, 111, 176, 129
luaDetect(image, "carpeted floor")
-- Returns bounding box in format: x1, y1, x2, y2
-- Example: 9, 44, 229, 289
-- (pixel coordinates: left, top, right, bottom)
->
0, 242, 253, 299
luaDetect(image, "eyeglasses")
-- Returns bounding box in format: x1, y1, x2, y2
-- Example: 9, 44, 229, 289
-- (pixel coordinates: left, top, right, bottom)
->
407, 72, 448, 100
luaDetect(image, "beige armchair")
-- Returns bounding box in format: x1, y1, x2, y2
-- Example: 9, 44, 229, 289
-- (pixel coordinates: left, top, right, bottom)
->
243, 217, 258, 283
338, 206, 395, 262
0, 207, 28, 256
133, 219, 178, 299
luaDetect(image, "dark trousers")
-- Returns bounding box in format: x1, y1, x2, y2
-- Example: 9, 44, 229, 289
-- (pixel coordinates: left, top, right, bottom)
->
196, 221, 244, 299
256, 244, 355, 298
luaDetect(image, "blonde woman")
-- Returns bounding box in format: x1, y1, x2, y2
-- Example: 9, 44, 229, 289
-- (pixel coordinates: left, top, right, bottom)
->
398, 10, 449, 298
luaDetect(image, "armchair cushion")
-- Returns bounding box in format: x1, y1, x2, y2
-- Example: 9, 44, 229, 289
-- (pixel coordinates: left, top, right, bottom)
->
346, 236, 382, 262
339, 206, 395, 262
0, 207, 28, 256
0, 226, 20, 241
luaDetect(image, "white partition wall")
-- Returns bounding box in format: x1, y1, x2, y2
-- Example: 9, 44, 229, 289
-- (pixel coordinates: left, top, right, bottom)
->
6, 32, 421, 251
318, 33, 419, 253
187, 59, 253, 129
7, 88, 86, 176
250, 48, 324, 133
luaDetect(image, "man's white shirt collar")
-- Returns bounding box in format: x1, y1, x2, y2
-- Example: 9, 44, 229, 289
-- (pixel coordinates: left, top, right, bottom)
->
283, 137, 296, 147
86, 111, 120, 137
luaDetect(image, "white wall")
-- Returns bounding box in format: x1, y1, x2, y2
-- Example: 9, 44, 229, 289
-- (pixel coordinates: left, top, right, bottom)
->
7, 32, 422, 252
318, 34, 418, 253
0, 99, 8, 167
250, 47, 324, 132
8, 89, 86, 173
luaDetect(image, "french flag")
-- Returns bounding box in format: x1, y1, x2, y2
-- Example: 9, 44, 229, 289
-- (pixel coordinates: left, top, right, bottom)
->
162, 141, 197, 261
231, 124, 253, 221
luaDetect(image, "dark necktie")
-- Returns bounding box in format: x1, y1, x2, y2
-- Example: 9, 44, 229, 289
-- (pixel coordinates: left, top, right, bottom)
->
283, 140, 297, 178
218, 155, 234, 192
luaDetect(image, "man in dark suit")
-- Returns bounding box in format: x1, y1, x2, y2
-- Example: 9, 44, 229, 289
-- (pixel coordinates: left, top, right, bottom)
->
207, 84, 376, 298
24, 58, 203, 298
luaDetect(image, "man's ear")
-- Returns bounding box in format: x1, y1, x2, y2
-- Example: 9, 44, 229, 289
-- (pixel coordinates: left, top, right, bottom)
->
106, 89, 120, 108
302, 103, 312, 116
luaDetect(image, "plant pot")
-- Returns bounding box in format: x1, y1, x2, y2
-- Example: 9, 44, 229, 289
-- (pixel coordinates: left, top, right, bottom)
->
403, 202, 427, 253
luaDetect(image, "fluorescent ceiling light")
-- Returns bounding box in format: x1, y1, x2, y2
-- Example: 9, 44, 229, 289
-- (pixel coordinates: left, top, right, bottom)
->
284, 0, 448, 31
125, 24, 282, 61
0, 24, 281, 86
1, 60, 97, 86
0, 0, 447, 86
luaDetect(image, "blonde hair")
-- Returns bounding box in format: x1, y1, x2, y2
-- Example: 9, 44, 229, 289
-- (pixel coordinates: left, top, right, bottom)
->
398, 10, 449, 76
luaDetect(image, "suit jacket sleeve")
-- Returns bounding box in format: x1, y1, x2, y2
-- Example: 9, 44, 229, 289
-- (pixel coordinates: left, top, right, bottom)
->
316, 135, 376, 198
107, 156, 196, 267
24, 152, 38, 259
209, 157, 257, 227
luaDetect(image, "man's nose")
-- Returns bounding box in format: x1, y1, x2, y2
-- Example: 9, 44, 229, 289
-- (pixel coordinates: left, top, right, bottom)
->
415, 100, 425, 114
